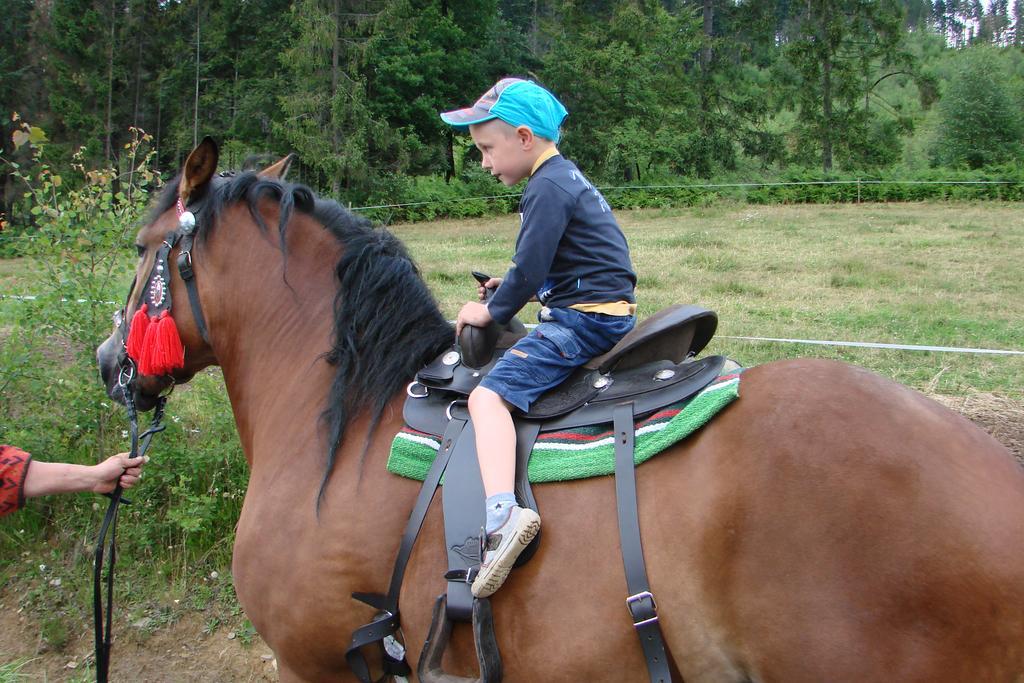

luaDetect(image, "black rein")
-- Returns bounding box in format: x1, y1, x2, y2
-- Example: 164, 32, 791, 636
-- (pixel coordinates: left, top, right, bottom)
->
93, 191, 210, 681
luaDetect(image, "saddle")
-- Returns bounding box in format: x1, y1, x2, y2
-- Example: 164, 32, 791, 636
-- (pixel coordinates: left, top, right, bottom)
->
347, 303, 724, 683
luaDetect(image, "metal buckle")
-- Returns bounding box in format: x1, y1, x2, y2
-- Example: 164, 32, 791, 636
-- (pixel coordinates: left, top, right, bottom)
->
626, 591, 659, 628
445, 400, 469, 421
117, 362, 136, 388
406, 381, 429, 398
178, 251, 194, 280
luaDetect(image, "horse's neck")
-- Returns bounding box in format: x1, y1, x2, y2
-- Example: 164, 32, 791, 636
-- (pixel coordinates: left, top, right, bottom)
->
207, 212, 341, 465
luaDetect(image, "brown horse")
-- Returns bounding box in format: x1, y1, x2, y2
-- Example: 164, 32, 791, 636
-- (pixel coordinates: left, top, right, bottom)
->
97, 139, 1024, 682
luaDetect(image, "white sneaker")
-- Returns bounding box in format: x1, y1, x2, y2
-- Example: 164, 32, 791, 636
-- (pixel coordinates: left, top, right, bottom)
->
471, 506, 541, 598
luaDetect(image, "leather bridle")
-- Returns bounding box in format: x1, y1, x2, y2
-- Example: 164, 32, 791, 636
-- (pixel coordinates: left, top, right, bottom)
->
94, 190, 212, 682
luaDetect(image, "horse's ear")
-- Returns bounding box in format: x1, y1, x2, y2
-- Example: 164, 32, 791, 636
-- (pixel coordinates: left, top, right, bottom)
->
178, 136, 219, 202
259, 153, 295, 180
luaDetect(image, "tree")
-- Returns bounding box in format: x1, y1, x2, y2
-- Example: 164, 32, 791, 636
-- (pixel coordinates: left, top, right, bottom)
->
541, 0, 704, 180
276, 0, 386, 196
363, 0, 529, 179
779, 0, 921, 171
931, 49, 1022, 168
984, 0, 1013, 44
1015, 0, 1024, 45
1, 0, 40, 222
693, 0, 786, 170
43, 0, 121, 162
902, 0, 933, 30
186, 0, 296, 169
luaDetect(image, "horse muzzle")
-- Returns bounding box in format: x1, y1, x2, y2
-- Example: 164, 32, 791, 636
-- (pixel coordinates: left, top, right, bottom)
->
96, 332, 171, 412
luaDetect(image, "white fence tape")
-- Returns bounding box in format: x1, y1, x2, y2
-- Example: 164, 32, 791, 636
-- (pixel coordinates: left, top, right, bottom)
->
1, 294, 119, 305
3, 296, 1020, 356
718, 335, 1024, 356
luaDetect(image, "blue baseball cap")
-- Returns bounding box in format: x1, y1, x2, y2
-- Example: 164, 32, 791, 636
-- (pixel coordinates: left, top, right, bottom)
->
440, 78, 569, 142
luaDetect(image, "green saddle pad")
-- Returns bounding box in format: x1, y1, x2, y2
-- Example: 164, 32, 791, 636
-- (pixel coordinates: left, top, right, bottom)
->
387, 369, 741, 484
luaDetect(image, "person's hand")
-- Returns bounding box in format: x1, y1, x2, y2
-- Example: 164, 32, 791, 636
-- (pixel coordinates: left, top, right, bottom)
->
477, 277, 502, 301
456, 301, 493, 337
91, 452, 148, 494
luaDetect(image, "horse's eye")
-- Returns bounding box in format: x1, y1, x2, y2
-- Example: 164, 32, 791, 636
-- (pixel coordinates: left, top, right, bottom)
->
135, 244, 146, 257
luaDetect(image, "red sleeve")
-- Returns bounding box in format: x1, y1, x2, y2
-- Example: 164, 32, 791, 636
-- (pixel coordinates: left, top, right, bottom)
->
0, 445, 32, 517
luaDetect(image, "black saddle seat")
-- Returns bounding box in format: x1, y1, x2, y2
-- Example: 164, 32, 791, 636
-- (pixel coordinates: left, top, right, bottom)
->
587, 304, 717, 372
413, 303, 724, 431
355, 304, 726, 683
458, 303, 717, 373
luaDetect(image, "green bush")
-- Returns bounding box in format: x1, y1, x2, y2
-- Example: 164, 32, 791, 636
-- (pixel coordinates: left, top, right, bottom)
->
744, 166, 1024, 204
351, 166, 521, 224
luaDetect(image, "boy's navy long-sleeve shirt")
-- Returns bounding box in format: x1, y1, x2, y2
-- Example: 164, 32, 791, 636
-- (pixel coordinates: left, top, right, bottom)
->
486, 155, 636, 325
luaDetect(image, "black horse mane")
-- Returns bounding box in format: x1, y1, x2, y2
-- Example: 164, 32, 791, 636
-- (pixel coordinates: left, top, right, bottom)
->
152, 173, 454, 507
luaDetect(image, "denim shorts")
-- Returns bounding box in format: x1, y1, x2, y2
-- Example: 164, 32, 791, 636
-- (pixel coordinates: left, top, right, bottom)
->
478, 306, 635, 412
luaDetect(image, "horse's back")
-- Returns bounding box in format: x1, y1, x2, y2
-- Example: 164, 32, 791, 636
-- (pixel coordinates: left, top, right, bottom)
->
654, 357, 1024, 681
265, 357, 1024, 681
401, 357, 1024, 682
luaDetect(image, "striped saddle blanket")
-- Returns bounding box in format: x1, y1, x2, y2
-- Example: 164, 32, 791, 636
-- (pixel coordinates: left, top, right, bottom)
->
387, 369, 742, 484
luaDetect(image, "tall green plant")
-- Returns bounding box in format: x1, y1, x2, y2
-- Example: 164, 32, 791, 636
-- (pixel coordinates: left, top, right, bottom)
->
541, 0, 703, 181
10, 122, 157, 348
931, 49, 1023, 168
1, 121, 157, 538
2, 122, 247, 586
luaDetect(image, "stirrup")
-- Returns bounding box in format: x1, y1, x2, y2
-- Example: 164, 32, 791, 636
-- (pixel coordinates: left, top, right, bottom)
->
418, 594, 501, 683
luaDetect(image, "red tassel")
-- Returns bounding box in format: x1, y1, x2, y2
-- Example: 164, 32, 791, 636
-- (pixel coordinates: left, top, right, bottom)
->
138, 317, 160, 375
155, 311, 185, 372
125, 304, 150, 362
138, 310, 185, 376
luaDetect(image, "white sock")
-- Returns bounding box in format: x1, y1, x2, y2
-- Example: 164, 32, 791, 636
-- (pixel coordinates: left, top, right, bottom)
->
484, 492, 517, 535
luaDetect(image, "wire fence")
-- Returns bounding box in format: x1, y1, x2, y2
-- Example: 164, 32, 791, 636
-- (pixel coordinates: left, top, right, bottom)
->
347, 178, 1019, 212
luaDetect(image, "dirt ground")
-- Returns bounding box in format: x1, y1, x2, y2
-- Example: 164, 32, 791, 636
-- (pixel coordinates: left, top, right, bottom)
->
1, 392, 1021, 681
929, 391, 1024, 466
0, 606, 276, 682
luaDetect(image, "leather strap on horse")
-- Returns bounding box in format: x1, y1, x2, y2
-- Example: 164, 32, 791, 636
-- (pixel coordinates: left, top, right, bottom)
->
168, 223, 211, 345
613, 401, 680, 683
440, 415, 485, 622
440, 415, 542, 622
94, 388, 166, 683
346, 415, 469, 682
94, 197, 200, 681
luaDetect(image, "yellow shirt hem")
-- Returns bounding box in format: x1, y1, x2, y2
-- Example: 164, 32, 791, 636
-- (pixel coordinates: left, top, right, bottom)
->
569, 301, 637, 316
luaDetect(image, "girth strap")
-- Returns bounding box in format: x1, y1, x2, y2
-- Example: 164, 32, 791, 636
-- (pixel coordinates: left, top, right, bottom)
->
346, 415, 468, 682
441, 419, 484, 621
613, 402, 679, 683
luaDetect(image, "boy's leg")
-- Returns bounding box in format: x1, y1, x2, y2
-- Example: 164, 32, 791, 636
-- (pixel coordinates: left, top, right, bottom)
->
468, 316, 606, 597
467, 385, 541, 598
467, 386, 516, 498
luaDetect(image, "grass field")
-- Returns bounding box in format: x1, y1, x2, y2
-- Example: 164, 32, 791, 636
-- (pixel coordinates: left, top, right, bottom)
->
1, 201, 1021, 394
391, 201, 1024, 395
